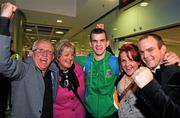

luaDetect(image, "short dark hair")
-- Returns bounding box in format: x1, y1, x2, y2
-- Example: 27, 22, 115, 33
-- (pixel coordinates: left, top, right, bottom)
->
90, 28, 107, 41
139, 34, 165, 49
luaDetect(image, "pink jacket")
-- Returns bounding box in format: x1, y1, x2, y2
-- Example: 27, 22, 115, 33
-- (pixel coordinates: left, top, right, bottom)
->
53, 63, 86, 118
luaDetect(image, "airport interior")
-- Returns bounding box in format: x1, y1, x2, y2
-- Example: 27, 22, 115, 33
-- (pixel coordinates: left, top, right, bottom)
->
0, 0, 180, 58
0, 0, 180, 117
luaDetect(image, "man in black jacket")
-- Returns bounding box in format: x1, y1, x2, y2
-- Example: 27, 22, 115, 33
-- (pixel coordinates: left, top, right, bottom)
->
133, 34, 180, 118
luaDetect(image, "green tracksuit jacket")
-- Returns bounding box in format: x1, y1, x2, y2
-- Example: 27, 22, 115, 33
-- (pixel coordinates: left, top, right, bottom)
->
75, 52, 119, 118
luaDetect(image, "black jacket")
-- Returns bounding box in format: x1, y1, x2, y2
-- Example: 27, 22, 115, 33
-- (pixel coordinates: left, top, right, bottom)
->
137, 64, 180, 118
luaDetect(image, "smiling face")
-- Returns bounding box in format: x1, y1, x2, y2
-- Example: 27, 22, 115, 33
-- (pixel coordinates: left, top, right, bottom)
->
138, 36, 166, 69
32, 40, 54, 72
58, 47, 74, 71
120, 51, 140, 76
89, 33, 109, 60
118, 44, 141, 76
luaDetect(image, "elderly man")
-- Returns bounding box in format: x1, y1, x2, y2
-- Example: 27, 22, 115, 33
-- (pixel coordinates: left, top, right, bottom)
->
0, 3, 58, 118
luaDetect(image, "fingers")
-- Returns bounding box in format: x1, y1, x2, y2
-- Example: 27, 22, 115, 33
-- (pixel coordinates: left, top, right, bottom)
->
164, 51, 180, 66
132, 67, 146, 78
132, 67, 153, 88
1, 2, 17, 18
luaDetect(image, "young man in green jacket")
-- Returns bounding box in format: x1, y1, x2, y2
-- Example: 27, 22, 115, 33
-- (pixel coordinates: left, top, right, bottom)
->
75, 28, 119, 118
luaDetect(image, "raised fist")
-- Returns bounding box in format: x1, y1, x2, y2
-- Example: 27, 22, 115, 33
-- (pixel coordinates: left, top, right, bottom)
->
1, 2, 17, 18
132, 67, 153, 88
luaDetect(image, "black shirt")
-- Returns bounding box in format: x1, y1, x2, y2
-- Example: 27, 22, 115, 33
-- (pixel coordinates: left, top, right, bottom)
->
41, 69, 53, 118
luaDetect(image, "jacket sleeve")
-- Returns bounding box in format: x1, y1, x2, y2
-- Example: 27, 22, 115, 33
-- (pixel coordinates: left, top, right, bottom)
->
0, 16, 10, 36
0, 22, 26, 80
140, 70, 180, 118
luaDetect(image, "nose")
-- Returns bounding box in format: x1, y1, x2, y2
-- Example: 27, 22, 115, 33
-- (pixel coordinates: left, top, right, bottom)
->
143, 52, 149, 59
69, 55, 74, 60
41, 51, 48, 57
96, 41, 101, 46
125, 60, 131, 67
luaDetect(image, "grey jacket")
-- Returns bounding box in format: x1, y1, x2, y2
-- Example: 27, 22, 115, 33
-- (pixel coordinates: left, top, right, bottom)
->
0, 35, 59, 118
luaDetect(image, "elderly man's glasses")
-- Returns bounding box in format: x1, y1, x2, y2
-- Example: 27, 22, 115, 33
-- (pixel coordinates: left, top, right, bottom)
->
34, 48, 54, 55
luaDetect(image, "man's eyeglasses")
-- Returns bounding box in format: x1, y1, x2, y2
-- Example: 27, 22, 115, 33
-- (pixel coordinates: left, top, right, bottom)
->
34, 48, 54, 55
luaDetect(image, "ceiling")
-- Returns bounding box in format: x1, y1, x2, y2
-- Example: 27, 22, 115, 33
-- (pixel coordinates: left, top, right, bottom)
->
1, 0, 180, 54
11, 0, 119, 49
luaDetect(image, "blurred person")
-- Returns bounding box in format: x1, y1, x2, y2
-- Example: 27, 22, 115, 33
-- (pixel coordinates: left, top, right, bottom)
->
132, 34, 180, 118
53, 40, 86, 118
75, 28, 119, 118
0, 3, 58, 118
0, 49, 18, 118
106, 45, 115, 56
0, 74, 11, 118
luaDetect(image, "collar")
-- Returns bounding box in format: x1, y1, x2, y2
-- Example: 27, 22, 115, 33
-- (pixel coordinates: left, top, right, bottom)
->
152, 65, 161, 73
151, 64, 165, 73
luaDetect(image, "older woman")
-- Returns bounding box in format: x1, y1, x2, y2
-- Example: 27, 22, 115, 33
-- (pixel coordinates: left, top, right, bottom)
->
53, 40, 86, 118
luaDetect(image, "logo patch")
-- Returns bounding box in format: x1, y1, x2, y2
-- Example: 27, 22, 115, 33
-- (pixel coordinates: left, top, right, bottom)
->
106, 69, 112, 78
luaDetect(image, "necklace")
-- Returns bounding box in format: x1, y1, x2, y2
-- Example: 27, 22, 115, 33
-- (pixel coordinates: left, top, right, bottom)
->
119, 75, 135, 101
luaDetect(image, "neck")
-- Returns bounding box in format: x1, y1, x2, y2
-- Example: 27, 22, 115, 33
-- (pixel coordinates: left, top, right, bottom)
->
125, 75, 133, 82
59, 64, 68, 71
42, 70, 46, 77
94, 52, 106, 61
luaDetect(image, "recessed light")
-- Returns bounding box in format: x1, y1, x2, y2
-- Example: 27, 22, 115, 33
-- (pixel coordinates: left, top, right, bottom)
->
113, 28, 118, 31
51, 39, 57, 42
140, 2, 149, 7
56, 20, 62, 23
55, 31, 64, 34
51, 42, 55, 44
26, 29, 32, 32
30, 37, 35, 39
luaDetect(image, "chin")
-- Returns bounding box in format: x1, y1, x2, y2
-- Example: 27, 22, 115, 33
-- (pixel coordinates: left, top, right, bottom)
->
126, 72, 133, 76
66, 65, 72, 68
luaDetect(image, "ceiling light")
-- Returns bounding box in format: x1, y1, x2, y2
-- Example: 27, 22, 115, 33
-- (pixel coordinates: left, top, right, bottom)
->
30, 37, 35, 39
51, 39, 57, 42
56, 20, 62, 23
55, 31, 64, 34
51, 42, 56, 44
140, 2, 149, 7
113, 28, 118, 31
26, 28, 32, 32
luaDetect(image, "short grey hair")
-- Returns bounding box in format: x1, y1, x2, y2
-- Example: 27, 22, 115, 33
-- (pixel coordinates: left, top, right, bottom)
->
32, 39, 53, 51
55, 39, 75, 59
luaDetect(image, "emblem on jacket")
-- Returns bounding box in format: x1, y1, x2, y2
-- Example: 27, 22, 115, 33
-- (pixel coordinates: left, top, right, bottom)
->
106, 69, 112, 78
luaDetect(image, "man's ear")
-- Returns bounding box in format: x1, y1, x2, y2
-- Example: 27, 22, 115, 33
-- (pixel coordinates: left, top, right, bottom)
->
106, 40, 110, 47
52, 55, 55, 60
161, 45, 167, 54
89, 41, 92, 48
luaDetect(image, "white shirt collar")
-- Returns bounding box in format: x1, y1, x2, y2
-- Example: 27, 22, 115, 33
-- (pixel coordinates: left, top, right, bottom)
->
151, 65, 161, 73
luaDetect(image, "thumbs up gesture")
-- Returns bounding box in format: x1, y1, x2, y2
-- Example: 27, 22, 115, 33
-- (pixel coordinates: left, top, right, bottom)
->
132, 67, 153, 88
1, 2, 17, 18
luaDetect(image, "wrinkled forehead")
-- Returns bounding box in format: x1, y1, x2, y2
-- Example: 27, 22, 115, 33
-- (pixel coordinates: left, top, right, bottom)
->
37, 41, 54, 50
